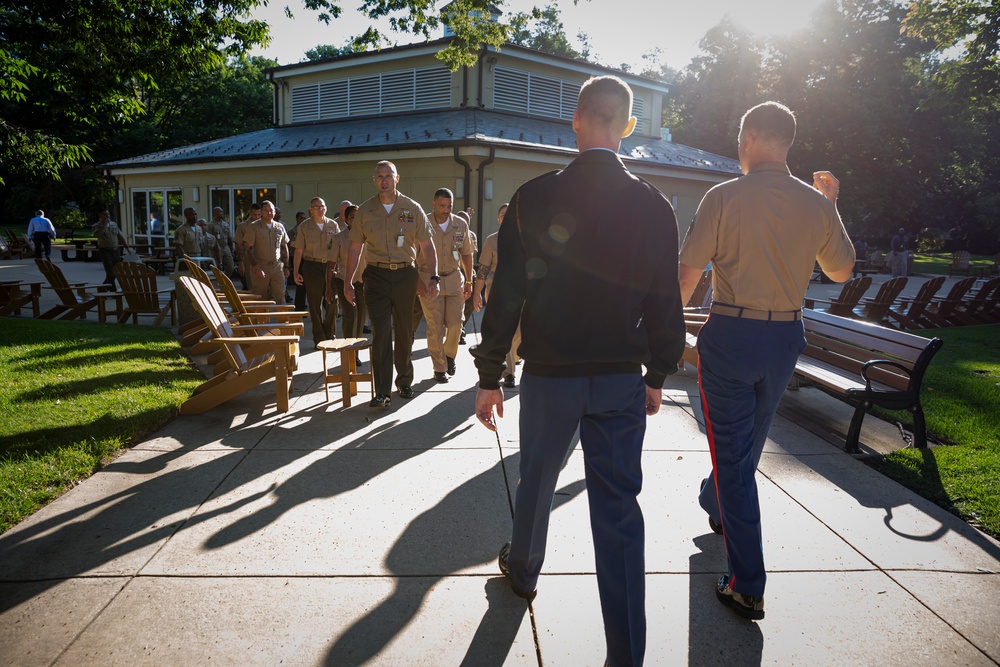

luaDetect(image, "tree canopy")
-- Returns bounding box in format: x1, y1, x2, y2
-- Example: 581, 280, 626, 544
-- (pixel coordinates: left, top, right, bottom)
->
0, 0, 511, 186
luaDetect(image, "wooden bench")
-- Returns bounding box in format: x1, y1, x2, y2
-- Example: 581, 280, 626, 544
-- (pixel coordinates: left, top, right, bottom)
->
794, 309, 942, 453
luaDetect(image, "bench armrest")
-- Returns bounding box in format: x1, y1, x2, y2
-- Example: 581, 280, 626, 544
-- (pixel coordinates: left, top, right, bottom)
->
860, 359, 911, 390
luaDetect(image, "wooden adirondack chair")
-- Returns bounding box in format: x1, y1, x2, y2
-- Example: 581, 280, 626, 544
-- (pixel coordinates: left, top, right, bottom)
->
178, 276, 299, 415
0, 235, 25, 260
857, 276, 908, 324
885, 276, 945, 330
947, 277, 1000, 325
35, 258, 121, 322
210, 265, 305, 324
949, 250, 971, 276
867, 249, 888, 273
113, 261, 177, 325
0, 280, 42, 317
804, 275, 872, 317
917, 276, 976, 328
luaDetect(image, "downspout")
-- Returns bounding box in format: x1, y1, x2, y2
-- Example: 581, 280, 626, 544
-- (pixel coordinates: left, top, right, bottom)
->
267, 70, 280, 126
453, 148, 473, 214
475, 147, 496, 242
460, 62, 469, 107
476, 45, 488, 108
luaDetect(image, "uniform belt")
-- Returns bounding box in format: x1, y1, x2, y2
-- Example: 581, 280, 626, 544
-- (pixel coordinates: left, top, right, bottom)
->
374, 261, 413, 270
304, 257, 327, 263
260, 259, 280, 267
710, 303, 802, 322
439, 270, 456, 277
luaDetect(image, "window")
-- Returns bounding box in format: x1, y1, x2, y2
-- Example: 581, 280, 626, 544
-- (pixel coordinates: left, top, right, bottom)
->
209, 185, 278, 231
130, 189, 181, 247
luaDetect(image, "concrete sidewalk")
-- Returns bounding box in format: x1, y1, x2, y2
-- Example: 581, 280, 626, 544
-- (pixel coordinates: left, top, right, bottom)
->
1, 257, 999, 665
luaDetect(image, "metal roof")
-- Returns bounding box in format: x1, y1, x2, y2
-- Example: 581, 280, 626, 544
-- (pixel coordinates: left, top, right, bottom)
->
103, 108, 740, 176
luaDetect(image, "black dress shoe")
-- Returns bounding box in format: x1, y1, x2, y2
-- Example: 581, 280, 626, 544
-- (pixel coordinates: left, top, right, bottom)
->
369, 394, 391, 408
498, 543, 536, 601
433, 371, 449, 383
503, 374, 515, 388
363, 324, 371, 333
716, 575, 764, 620
446, 356, 456, 375
459, 334, 467, 345
398, 386, 414, 399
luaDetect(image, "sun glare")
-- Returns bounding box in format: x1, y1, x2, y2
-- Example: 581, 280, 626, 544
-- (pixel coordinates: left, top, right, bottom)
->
725, 0, 823, 38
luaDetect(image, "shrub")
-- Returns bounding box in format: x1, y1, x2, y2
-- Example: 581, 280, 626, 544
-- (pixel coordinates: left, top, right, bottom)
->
917, 227, 946, 252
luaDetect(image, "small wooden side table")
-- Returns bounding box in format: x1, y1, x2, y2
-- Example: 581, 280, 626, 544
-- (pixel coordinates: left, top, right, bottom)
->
317, 338, 373, 406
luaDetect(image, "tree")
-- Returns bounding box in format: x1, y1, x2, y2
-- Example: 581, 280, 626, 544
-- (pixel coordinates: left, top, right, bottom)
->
766, 0, 942, 240
100, 56, 277, 163
305, 44, 362, 61
903, 0, 1000, 97
0, 0, 516, 187
509, 3, 593, 61
668, 17, 767, 157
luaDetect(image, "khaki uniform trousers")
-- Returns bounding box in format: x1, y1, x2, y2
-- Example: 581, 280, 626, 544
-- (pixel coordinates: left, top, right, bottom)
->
301, 259, 336, 344
485, 282, 521, 379
419, 271, 465, 373
256, 261, 286, 304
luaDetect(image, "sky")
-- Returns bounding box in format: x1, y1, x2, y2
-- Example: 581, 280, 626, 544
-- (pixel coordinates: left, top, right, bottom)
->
249, 0, 830, 72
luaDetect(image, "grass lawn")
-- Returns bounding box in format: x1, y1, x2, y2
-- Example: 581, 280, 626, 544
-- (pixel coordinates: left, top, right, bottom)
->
0, 318, 203, 533
866, 324, 1000, 538
911, 252, 995, 275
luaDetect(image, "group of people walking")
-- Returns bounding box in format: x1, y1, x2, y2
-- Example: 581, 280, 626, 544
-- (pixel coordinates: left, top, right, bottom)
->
24, 74, 860, 667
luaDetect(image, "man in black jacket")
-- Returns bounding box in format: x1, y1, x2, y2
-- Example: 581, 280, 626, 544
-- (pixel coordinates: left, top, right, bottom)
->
472, 75, 686, 667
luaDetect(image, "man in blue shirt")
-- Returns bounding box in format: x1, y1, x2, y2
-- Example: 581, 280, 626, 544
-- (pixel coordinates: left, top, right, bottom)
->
27, 210, 56, 260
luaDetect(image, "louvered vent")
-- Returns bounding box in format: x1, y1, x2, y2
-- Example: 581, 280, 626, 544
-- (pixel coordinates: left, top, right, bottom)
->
289, 66, 450, 123
494, 67, 579, 121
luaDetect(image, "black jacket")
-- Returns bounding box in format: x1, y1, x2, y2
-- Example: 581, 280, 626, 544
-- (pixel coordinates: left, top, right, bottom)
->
472, 149, 686, 389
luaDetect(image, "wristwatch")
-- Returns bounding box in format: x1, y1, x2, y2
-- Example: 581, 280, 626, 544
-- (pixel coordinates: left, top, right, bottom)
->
430, 275, 441, 282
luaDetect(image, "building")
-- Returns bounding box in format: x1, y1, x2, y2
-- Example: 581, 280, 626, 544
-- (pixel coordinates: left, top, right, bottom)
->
104, 37, 740, 248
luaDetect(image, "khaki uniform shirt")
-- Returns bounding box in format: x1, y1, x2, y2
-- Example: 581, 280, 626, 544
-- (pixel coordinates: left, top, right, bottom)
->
478, 231, 499, 293
200, 231, 219, 259
244, 220, 289, 264
350, 192, 431, 265
292, 217, 340, 262
94, 221, 123, 249
417, 214, 473, 280
679, 162, 855, 312
174, 223, 204, 256
206, 220, 232, 251
327, 227, 367, 283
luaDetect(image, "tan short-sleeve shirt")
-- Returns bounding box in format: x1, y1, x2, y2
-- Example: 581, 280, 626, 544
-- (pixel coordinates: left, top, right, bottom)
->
349, 193, 431, 265
174, 223, 204, 255
327, 227, 368, 282
292, 217, 340, 262
418, 214, 474, 277
207, 220, 232, 248
679, 162, 855, 312
244, 220, 289, 264
478, 231, 499, 291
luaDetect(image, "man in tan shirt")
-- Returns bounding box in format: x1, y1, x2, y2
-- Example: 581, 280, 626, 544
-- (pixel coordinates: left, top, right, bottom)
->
344, 161, 439, 408
292, 197, 340, 346
417, 188, 474, 382
233, 203, 261, 291
678, 101, 855, 621
474, 203, 519, 388
207, 207, 235, 275
244, 200, 290, 304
